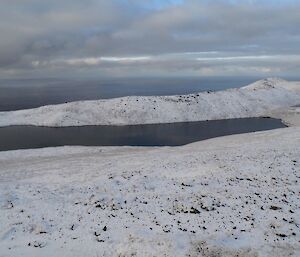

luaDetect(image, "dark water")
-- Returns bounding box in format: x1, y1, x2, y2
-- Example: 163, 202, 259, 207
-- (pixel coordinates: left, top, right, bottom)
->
0, 77, 262, 111
0, 118, 285, 151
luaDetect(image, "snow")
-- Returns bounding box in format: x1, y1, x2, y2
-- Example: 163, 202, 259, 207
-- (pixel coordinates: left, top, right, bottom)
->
0, 120, 300, 256
0, 78, 300, 256
0, 78, 299, 127
269, 106, 300, 127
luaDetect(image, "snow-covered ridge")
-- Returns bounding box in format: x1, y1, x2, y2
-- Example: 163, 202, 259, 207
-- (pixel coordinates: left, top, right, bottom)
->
0, 78, 300, 127
241, 77, 286, 90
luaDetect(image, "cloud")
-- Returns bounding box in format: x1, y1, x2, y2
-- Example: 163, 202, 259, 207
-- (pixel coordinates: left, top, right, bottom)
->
0, 0, 299, 78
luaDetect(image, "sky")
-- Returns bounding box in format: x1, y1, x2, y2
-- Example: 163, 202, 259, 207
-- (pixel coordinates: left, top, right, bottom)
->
0, 0, 299, 79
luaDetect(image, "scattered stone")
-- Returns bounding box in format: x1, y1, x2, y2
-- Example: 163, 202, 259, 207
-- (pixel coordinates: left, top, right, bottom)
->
190, 207, 200, 214
270, 206, 282, 210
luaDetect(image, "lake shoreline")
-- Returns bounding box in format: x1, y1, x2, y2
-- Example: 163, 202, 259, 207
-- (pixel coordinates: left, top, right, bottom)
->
1, 120, 299, 256
0, 117, 286, 151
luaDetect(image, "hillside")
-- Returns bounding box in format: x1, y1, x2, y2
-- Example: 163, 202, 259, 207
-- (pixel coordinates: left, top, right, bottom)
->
0, 78, 299, 127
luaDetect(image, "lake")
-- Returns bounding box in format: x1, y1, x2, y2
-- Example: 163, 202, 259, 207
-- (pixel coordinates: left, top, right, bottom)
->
0, 77, 262, 111
0, 118, 285, 151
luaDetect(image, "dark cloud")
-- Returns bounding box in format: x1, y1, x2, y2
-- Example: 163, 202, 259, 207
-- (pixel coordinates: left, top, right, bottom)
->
0, 0, 299, 78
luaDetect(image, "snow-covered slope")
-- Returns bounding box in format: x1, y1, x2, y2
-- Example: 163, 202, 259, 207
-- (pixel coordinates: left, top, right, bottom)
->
1, 125, 299, 256
0, 78, 299, 127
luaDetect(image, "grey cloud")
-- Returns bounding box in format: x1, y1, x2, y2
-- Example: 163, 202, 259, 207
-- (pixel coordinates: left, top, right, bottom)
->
0, 0, 299, 78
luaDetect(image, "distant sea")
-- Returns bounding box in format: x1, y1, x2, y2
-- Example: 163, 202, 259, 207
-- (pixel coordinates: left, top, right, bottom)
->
0, 76, 281, 111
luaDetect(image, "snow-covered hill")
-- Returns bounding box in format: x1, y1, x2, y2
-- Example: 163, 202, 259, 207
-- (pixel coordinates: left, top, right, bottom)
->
1, 124, 299, 256
1, 80, 299, 256
0, 78, 300, 127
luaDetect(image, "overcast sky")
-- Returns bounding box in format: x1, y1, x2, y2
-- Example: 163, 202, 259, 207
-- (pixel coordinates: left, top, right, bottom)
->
0, 0, 299, 79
